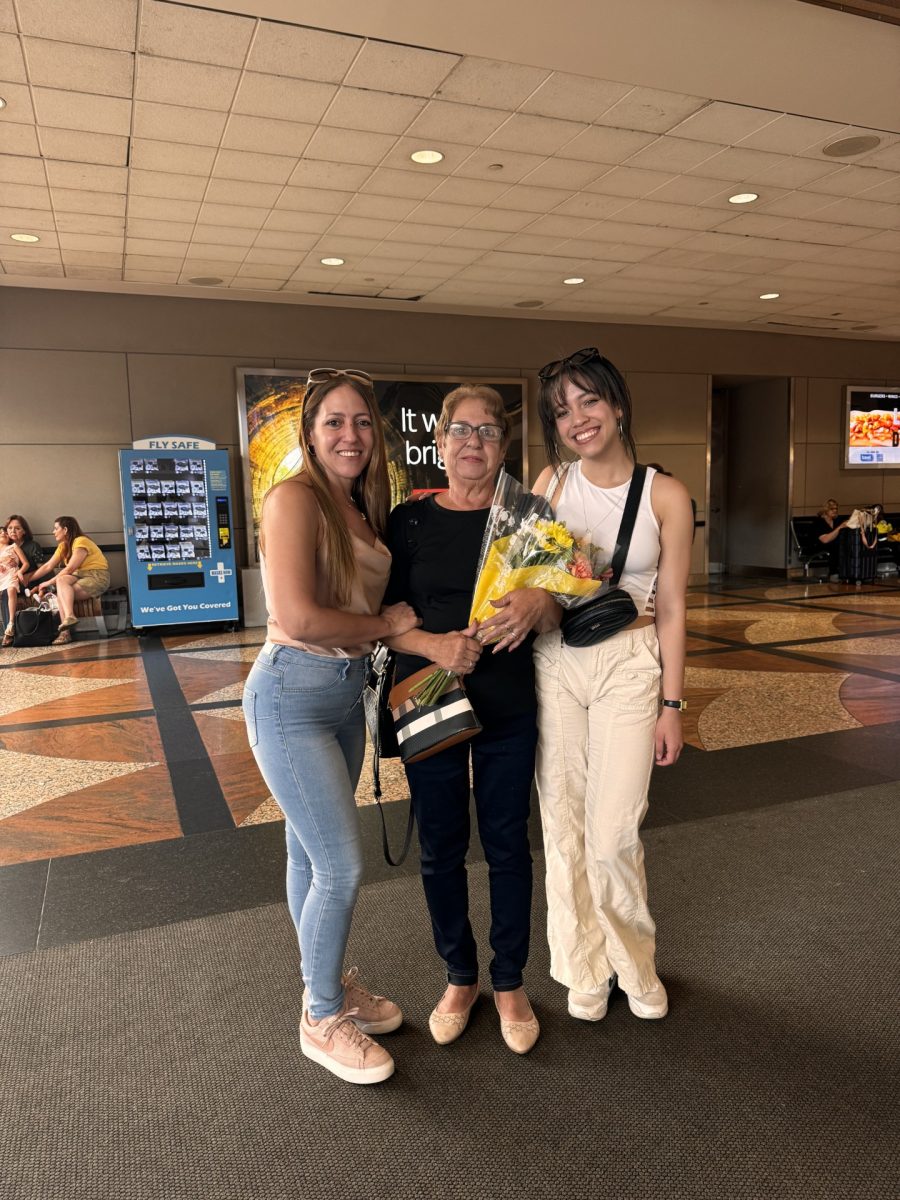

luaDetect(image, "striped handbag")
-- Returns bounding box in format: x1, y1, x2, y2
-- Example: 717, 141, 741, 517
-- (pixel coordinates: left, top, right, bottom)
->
389, 665, 482, 764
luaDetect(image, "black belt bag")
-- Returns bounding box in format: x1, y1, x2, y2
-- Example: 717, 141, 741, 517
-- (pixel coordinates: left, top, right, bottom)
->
560, 465, 646, 648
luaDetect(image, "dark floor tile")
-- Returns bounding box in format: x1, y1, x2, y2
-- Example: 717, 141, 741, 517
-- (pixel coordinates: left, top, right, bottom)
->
38, 825, 287, 949
0, 859, 48, 956
648, 736, 893, 823
784, 720, 900, 779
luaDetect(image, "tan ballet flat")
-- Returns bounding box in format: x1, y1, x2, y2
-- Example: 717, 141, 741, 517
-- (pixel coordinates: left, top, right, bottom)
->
498, 1012, 540, 1055
428, 991, 479, 1045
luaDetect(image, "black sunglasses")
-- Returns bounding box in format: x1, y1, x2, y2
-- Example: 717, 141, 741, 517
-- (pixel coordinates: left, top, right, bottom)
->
538, 347, 603, 382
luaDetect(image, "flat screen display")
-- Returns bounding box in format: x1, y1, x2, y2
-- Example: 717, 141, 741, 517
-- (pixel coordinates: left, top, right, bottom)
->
844, 386, 900, 468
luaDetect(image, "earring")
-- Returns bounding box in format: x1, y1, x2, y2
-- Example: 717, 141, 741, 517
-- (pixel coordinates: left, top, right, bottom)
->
617, 418, 624, 440
306, 443, 316, 457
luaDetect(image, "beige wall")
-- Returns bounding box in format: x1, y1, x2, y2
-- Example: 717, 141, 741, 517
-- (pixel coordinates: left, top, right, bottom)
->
2, 286, 899, 588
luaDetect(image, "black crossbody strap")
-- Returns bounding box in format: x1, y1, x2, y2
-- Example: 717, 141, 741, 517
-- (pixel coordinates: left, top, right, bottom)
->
608, 464, 647, 586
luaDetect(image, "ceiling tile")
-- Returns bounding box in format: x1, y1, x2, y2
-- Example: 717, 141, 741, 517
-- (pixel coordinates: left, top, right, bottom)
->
55, 211, 124, 235
485, 114, 588, 156
0, 222, 57, 245
185, 242, 246, 263
288, 159, 372, 190
41, 128, 128, 166
16, 0, 137, 52
412, 200, 483, 226
53, 187, 126, 216
129, 169, 207, 200
2, 181, 51, 209
500, 232, 565, 254
322, 87, 425, 135
364, 241, 423, 262
491, 184, 574, 213
584, 166, 674, 198
221, 114, 314, 158
713, 212, 790, 237
623, 137, 724, 174
0, 32, 27, 81
596, 87, 706, 134
246, 23, 361, 84
554, 193, 632, 220
264, 210, 333, 235
124, 253, 185, 271
523, 214, 596, 239
328, 215, 397, 239
426, 177, 508, 205
465, 209, 537, 232
234, 73, 336, 124
812, 165, 895, 197
0, 123, 41, 156
191, 224, 256, 247
520, 72, 633, 122
345, 41, 458, 97
58, 231, 124, 252
381, 222, 446, 244
253, 229, 318, 252
0, 205, 57, 231
0, 81, 35, 123
127, 195, 200, 222
277, 186, 352, 215
687, 145, 789, 182
304, 126, 396, 167
130, 139, 217, 176
585, 220, 693, 247
2, 258, 63, 274
139, 0, 253, 67
404, 100, 509, 146
65, 265, 122, 279
442, 228, 509, 249
204, 178, 282, 207
756, 191, 837, 218
750, 157, 840, 188
0, 154, 45, 185
645, 174, 741, 204
123, 268, 178, 282
127, 217, 195, 241
214, 149, 296, 186
672, 101, 777, 145
242, 247, 305, 267
197, 202, 267, 228
133, 101, 227, 148
343, 193, 421, 221
435, 56, 549, 109
32, 87, 130, 135
136, 55, 239, 110
773, 217, 876, 245
814, 196, 898, 230
24, 37, 133, 96
863, 142, 900, 172
615, 198, 724, 230
562, 125, 657, 165
737, 114, 847, 154
858, 174, 900, 204
453, 147, 547, 184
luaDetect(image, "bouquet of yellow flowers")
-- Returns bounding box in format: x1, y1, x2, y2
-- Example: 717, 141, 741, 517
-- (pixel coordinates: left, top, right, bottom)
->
410, 470, 612, 706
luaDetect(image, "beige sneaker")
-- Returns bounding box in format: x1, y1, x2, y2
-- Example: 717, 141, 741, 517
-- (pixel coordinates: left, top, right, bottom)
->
342, 967, 403, 1035
299, 1008, 395, 1084
627, 982, 669, 1019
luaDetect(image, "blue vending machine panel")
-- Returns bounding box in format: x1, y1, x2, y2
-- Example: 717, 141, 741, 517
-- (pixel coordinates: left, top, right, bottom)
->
119, 448, 240, 628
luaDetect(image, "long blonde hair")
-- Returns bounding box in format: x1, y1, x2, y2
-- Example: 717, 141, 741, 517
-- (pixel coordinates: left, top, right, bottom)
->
283, 374, 389, 607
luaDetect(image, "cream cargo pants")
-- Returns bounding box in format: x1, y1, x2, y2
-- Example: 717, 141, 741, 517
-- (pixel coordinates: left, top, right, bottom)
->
534, 624, 662, 997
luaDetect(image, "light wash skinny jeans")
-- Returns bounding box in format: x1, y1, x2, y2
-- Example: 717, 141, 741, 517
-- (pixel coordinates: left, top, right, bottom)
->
243, 642, 369, 1019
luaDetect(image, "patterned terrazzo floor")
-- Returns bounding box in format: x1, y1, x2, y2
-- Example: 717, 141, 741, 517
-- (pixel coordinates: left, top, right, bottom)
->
2, 577, 900, 868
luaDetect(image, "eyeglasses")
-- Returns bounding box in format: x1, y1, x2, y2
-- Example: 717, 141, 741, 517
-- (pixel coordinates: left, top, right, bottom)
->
446, 421, 505, 443
538, 347, 602, 382
306, 368, 374, 387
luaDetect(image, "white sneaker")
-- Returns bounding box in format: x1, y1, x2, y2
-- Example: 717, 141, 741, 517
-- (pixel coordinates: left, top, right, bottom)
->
568, 975, 616, 1021
626, 982, 669, 1019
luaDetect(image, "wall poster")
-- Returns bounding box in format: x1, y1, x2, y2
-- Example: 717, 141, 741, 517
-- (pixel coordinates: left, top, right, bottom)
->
236, 368, 526, 564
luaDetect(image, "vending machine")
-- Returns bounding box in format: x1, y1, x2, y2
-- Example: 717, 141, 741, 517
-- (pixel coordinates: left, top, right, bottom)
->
119, 439, 240, 629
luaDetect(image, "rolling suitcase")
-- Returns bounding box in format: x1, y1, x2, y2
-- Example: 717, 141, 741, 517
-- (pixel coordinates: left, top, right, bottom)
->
838, 528, 877, 583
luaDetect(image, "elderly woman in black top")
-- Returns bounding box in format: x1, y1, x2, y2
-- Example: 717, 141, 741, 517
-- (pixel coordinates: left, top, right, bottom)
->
384, 385, 559, 1054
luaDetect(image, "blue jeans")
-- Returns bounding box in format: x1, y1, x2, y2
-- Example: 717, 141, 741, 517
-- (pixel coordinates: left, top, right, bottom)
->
243, 643, 369, 1019
404, 711, 537, 991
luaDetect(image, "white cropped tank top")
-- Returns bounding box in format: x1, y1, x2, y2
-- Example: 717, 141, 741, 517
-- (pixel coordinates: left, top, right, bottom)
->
555, 463, 660, 615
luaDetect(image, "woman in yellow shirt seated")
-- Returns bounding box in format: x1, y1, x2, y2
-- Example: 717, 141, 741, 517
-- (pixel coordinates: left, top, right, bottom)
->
27, 515, 110, 645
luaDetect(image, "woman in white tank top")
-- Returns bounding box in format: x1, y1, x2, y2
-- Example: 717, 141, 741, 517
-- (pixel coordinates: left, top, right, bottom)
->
532, 348, 694, 1024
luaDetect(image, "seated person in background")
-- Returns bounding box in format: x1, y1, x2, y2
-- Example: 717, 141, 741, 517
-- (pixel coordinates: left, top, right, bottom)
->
0, 527, 30, 646
26, 516, 110, 645
813, 499, 848, 576
1, 514, 44, 631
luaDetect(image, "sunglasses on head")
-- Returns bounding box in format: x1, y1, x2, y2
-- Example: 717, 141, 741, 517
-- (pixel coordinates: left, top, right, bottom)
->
537, 347, 603, 382
306, 368, 374, 387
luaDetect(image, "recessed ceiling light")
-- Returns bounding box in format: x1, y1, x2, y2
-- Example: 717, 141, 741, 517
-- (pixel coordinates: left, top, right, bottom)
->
188, 276, 223, 286
563, 277, 585, 285
728, 192, 759, 205
487, 163, 504, 172
10, 232, 40, 243
822, 135, 880, 158
320, 257, 345, 267
410, 149, 443, 165
759, 292, 780, 300
0, 97, 6, 110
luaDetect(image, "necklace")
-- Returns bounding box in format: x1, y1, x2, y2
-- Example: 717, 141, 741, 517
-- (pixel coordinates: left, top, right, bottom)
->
577, 463, 629, 547
347, 496, 367, 521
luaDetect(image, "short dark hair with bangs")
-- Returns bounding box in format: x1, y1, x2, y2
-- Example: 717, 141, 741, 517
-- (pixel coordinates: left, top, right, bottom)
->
537, 353, 637, 470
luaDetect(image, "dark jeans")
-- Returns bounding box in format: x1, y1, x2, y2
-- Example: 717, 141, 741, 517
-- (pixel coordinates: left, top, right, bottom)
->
405, 710, 537, 991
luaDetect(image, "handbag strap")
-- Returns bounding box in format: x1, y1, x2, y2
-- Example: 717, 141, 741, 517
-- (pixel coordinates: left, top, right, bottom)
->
368, 644, 415, 867
608, 464, 647, 587
374, 793, 415, 867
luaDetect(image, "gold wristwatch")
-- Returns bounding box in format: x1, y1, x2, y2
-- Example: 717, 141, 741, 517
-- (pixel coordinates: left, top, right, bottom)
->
660, 699, 687, 711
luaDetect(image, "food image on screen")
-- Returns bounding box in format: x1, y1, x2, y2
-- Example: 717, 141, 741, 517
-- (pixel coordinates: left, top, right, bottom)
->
849, 409, 900, 446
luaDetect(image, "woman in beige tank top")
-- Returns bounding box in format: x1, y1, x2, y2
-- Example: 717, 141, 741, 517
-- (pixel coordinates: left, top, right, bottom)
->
243, 368, 418, 1086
